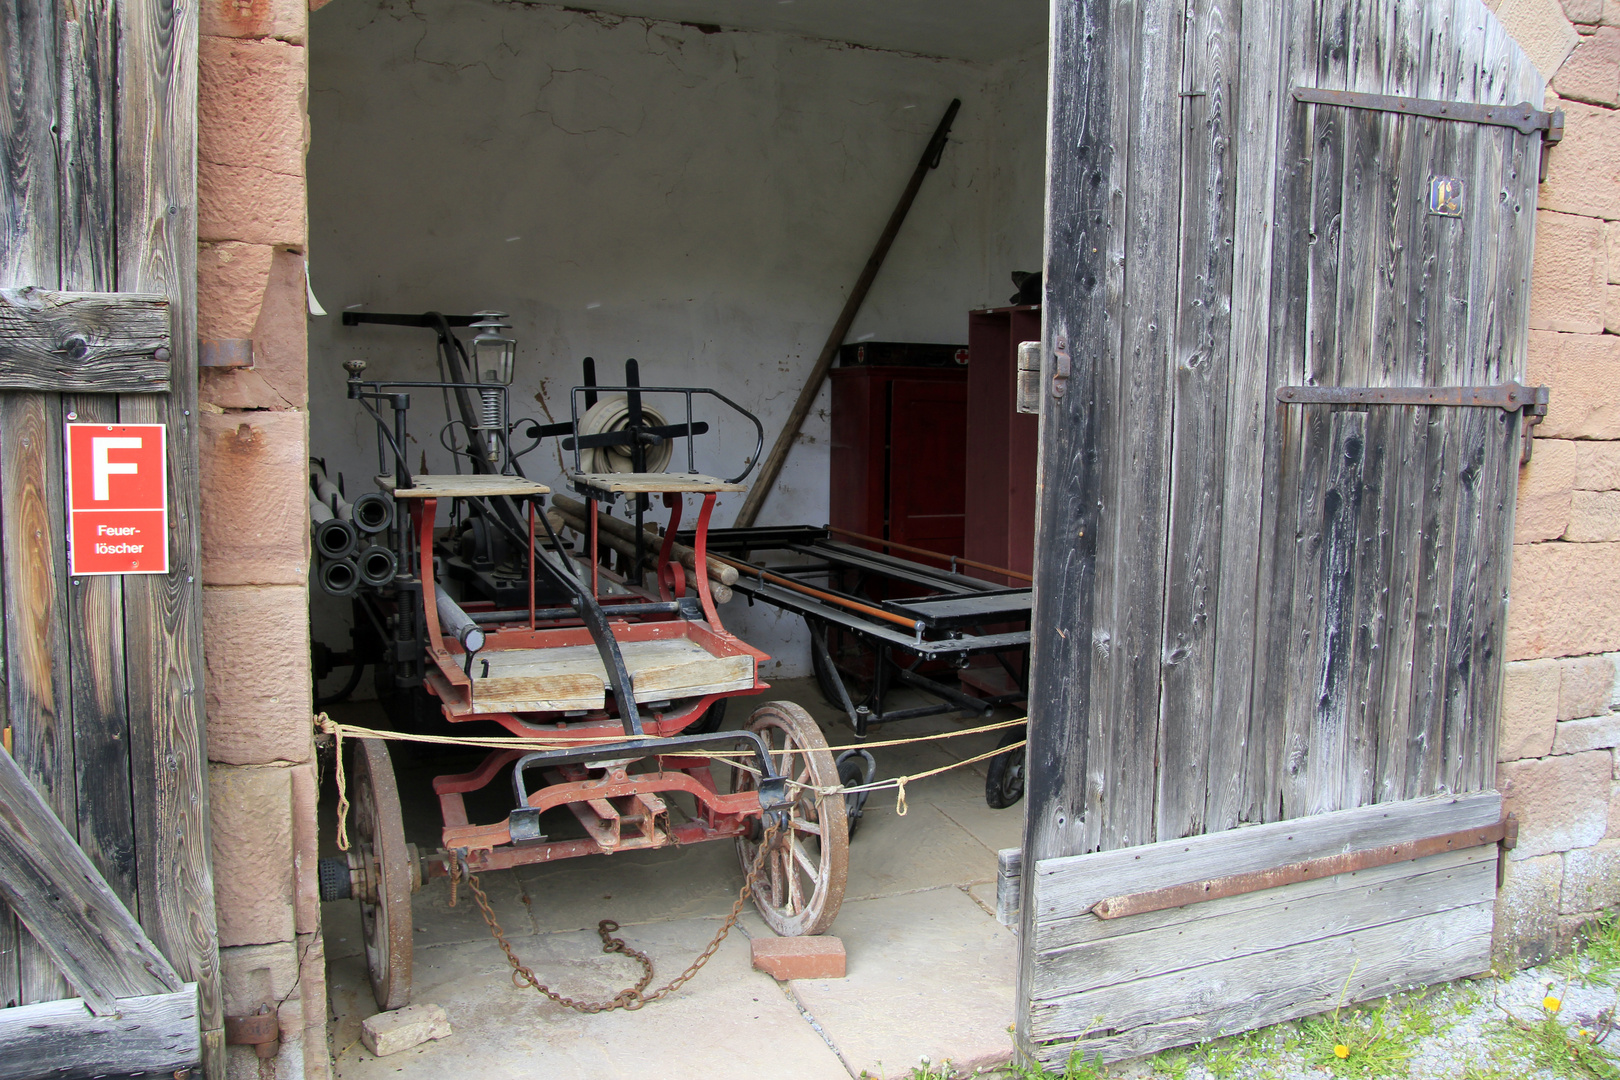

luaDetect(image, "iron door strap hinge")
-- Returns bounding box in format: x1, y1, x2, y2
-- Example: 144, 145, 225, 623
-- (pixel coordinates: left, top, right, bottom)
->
1294, 86, 1564, 179
1277, 381, 1550, 463
1292, 86, 1564, 142
1090, 811, 1519, 921
1276, 381, 1546, 411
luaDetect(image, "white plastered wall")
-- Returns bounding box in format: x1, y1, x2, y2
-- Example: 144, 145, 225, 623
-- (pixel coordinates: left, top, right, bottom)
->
305, 0, 1046, 675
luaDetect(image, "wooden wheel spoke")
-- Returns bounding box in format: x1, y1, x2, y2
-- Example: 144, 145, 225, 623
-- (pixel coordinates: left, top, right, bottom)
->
784, 838, 805, 912
792, 839, 820, 884
769, 849, 786, 906
791, 816, 823, 836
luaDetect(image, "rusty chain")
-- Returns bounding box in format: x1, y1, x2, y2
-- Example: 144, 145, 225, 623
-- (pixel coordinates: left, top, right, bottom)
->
454, 821, 781, 1013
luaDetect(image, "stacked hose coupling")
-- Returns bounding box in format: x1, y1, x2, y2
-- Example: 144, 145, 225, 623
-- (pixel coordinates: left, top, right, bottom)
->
311, 462, 397, 595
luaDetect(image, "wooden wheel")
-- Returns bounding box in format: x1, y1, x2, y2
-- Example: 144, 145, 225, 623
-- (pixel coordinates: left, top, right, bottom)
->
734, 702, 849, 936
352, 738, 413, 1010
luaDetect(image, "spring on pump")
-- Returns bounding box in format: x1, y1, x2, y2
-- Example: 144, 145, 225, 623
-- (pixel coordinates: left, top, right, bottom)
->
478, 387, 502, 437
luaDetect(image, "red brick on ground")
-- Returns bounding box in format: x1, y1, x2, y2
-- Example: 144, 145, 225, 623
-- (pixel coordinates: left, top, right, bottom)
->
751, 935, 846, 981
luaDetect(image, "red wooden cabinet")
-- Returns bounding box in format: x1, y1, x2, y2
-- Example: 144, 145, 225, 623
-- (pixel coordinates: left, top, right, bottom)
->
828, 366, 967, 555
964, 306, 1040, 584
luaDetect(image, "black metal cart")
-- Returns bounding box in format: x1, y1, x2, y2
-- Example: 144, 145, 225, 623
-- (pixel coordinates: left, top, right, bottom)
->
675, 525, 1031, 808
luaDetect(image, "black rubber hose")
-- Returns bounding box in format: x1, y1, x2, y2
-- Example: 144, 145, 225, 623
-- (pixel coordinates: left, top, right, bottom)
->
357, 545, 398, 587
315, 518, 359, 561
352, 491, 395, 534
319, 558, 359, 597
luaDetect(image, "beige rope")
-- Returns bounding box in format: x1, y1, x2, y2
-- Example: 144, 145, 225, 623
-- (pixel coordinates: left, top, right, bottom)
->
315, 713, 1023, 758
315, 711, 1026, 833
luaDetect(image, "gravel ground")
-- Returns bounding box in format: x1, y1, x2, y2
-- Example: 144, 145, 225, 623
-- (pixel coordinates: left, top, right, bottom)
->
1090, 959, 1620, 1080
948, 934, 1620, 1080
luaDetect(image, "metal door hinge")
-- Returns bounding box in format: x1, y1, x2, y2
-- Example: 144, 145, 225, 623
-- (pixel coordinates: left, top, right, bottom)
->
199, 337, 253, 368
224, 1005, 280, 1060
1293, 86, 1564, 179
1050, 337, 1071, 400
1276, 381, 1550, 463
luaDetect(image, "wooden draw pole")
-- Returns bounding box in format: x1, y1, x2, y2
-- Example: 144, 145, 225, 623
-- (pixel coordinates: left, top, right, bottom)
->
732, 98, 961, 529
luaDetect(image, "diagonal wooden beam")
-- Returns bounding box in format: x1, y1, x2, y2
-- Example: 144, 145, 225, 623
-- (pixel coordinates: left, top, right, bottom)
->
0, 748, 181, 1013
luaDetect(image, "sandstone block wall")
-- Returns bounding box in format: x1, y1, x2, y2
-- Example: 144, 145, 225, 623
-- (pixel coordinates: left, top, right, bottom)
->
194, 0, 322, 1075
1494, 0, 1620, 968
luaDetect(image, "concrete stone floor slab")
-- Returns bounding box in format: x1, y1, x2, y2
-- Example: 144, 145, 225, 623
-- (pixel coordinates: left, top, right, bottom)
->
783, 887, 1019, 1077
322, 677, 1025, 1079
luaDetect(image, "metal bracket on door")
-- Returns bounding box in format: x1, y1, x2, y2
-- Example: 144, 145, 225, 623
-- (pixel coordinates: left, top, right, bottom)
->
1293, 87, 1565, 179
1276, 381, 1550, 464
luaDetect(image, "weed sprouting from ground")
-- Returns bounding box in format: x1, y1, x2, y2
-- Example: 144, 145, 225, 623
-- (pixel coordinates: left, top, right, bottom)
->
1484, 980, 1620, 1080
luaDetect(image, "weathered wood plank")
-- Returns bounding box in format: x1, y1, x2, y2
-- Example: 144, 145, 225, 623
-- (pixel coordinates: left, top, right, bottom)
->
1246, 0, 1323, 825
0, 983, 199, 1080
1018, 0, 1127, 1042
1156, 0, 1238, 843
1096, 0, 1182, 852
1032, 790, 1499, 920
1035, 846, 1494, 996
1029, 902, 1493, 1062
1277, 0, 1353, 821
1371, 0, 1451, 806
1204, 0, 1291, 833
0, 5, 81, 1004
1350, 1, 1424, 812
59, 0, 139, 925
1021, 0, 1125, 889
0, 0, 63, 1009
115, 0, 221, 1069
1330, 0, 1406, 814
0, 288, 170, 392
0, 741, 181, 1012
996, 847, 1021, 926
1456, 9, 1542, 794
2, 390, 78, 1006
1304, 411, 1368, 814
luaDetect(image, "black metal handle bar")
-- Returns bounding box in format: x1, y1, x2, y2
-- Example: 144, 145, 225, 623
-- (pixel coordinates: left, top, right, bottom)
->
510, 728, 790, 811
342, 312, 485, 328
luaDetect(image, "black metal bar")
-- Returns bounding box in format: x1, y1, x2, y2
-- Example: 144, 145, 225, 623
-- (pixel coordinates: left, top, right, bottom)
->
811, 619, 865, 732
676, 525, 831, 550
510, 729, 790, 811
783, 542, 990, 595
1292, 87, 1563, 139
892, 666, 993, 716
467, 600, 682, 623
1276, 381, 1543, 411
342, 312, 483, 327
868, 703, 955, 724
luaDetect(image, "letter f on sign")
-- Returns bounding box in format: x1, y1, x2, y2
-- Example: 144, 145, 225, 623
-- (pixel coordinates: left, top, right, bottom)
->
92, 437, 143, 501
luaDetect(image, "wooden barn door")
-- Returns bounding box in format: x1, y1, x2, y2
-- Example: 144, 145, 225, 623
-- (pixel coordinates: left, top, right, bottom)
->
0, 0, 218, 1076
1019, 0, 1550, 1064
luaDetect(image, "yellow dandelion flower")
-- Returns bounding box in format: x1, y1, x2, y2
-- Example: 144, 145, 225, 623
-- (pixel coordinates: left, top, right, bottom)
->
1543, 995, 1562, 1012
1334, 1044, 1350, 1059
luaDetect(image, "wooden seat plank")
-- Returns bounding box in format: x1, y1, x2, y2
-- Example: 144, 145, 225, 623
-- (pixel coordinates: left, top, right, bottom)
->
466, 636, 754, 714
381, 474, 550, 498
566, 471, 746, 494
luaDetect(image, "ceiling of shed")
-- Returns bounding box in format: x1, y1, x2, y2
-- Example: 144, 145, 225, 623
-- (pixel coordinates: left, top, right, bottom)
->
567, 0, 1049, 63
